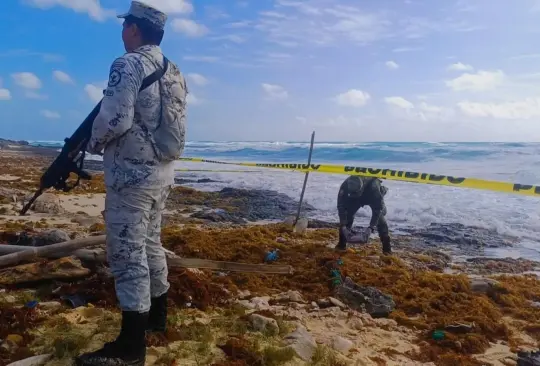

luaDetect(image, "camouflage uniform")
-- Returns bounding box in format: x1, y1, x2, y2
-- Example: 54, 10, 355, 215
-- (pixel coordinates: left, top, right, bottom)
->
336, 176, 391, 254
77, 2, 187, 366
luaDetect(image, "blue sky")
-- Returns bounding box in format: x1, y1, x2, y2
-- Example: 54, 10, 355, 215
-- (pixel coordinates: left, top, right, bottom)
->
1, 0, 540, 142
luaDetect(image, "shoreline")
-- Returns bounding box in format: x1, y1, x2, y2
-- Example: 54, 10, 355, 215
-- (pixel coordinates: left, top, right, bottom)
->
1, 142, 540, 365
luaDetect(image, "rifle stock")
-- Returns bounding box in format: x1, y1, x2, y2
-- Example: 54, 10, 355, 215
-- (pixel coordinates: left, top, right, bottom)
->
20, 100, 103, 216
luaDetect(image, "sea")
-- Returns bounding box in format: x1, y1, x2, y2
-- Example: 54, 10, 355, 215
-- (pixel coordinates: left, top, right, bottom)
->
29, 141, 540, 261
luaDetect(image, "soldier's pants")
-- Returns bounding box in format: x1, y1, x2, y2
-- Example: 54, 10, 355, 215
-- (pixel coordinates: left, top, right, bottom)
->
104, 185, 172, 313
338, 201, 389, 246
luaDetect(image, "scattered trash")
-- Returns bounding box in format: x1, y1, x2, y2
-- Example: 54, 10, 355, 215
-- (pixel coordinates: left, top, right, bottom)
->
329, 269, 342, 287
6, 354, 53, 366
61, 294, 87, 308
24, 300, 38, 309
432, 330, 445, 341
265, 249, 279, 263
444, 322, 475, 334
517, 350, 540, 366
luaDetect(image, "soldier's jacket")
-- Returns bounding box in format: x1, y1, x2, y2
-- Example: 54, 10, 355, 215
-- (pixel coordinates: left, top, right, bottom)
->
337, 176, 388, 228
88, 44, 188, 190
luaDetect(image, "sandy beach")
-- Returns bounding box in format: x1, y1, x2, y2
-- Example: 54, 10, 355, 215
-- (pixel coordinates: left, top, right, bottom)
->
0, 143, 539, 366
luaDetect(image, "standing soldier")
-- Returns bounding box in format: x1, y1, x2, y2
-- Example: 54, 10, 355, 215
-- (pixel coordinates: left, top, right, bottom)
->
76, 1, 188, 365
336, 176, 392, 255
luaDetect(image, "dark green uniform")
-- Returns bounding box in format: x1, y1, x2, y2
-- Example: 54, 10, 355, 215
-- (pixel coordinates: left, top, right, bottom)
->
336, 176, 391, 254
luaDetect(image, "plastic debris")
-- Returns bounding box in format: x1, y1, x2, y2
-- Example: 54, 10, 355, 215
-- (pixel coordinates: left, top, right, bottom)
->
432, 330, 445, 340
61, 294, 87, 308
265, 249, 279, 263
24, 300, 38, 309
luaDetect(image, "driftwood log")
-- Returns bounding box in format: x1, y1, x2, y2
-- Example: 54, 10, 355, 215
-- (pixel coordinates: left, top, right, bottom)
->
0, 236, 294, 275
0, 235, 106, 268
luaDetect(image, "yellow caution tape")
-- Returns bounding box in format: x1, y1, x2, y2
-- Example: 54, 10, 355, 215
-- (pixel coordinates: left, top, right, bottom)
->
175, 169, 263, 173
178, 157, 540, 198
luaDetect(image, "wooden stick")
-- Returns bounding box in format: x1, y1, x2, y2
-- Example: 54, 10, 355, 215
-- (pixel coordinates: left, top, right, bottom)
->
0, 240, 293, 274
167, 255, 293, 274
0, 235, 106, 268
294, 131, 315, 226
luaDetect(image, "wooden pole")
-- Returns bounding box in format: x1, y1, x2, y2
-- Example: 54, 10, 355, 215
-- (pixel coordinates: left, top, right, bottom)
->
294, 131, 315, 226
0, 235, 106, 268
0, 239, 294, 274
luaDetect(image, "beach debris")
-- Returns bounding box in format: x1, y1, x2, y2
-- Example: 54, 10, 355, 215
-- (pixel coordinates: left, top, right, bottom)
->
0, 235, 106, 268
6, 354, 52, 366
264, 249, 279, 263
23, 193, 64, 214
61, 294, 87, 308
283, 324, 317, 361
0, 256, 91, 285
334, 277, 395, 318
249, 314, 279, 334
432, 330, 445, 341
517, 350, 540, 366
444, 322, 475, 334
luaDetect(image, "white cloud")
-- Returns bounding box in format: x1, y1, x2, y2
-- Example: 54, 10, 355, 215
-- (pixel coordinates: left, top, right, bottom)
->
225, 20, 252, 29
171, 19, 209, 37
385, 96, 414, 109
186, 93, 202, 105
53, 70, 74, 84
41, 109, 61, 119
84, 82, 105, 103
334, 89, 371, 107
457, 99, 540, 120
140, 0, 193, 14
183, 55, 219, 63
0, 89, 11, 100
385, 61, 399, 70
261, 83, 288, 100
392, 47, 423, 53
23, 0, 116, 22
448, 62, 473, 71
211, 34, 246, 43
11, 72, 42, 89
255, 2, 391, 47
186, 73, 209, 86
25, 91, 48, 100
418, 102, 442, 113
445, 70, 505, 92
295, 116, 307, 124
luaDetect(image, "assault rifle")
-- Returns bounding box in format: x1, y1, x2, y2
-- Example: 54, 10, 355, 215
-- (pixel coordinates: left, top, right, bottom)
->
20, 56, 170, 216
20, 101, 102, 216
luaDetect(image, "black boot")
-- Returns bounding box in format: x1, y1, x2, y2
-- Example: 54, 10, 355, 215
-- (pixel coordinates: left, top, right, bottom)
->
381, 235, 392, 255
335, 227, 348, 251
147, 292, 168, 333
75, 311, 148, 366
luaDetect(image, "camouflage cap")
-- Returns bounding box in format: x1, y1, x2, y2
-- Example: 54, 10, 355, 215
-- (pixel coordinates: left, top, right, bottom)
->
117, 1, 167, 30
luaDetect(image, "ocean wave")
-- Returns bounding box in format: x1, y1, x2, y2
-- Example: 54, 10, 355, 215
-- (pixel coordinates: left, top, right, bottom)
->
28, 141, 540, 165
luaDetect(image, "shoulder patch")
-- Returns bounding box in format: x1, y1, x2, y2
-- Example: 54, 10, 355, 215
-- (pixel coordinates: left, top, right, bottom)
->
112, 60, 126, 69
108, 69, 122, 87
